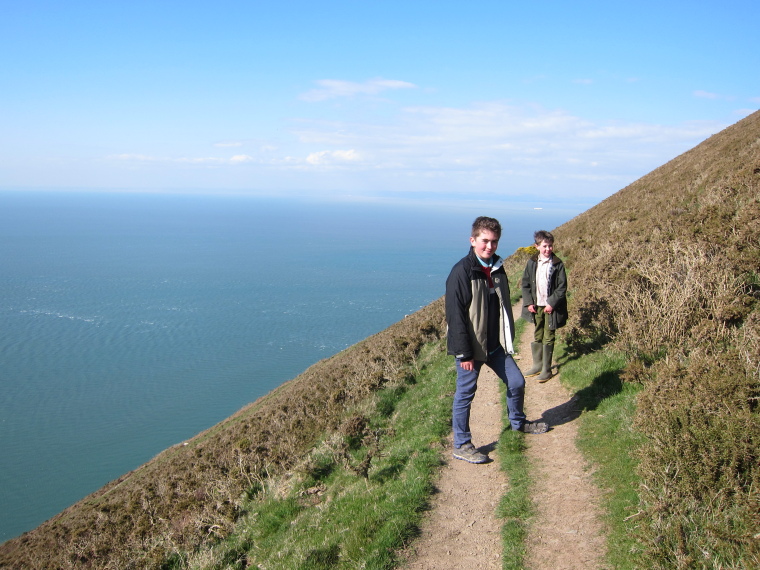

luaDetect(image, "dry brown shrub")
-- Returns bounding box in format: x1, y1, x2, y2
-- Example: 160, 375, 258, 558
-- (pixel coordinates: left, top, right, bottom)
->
635, 347, 760, 568
553, 110, 760, 567
609, 242, 744, 359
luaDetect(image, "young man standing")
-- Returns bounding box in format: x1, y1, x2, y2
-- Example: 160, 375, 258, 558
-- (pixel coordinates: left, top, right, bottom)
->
446, 217, 548, 464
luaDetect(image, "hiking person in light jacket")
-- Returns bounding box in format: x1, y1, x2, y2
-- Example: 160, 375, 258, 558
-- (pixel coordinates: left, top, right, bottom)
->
445, 217, 549, 465
521, 230, 568, 382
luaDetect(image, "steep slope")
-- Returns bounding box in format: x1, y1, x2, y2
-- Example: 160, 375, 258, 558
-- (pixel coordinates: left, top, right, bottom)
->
554, 110, 760, 567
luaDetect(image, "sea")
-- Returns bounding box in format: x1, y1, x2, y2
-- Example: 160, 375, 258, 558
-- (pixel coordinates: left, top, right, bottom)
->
0, 190, 581, 542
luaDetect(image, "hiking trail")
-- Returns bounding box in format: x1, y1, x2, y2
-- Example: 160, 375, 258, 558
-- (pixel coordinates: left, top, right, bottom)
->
403, 305, 607, 569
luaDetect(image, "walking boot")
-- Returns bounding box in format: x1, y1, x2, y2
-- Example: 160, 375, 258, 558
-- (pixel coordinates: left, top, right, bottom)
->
524, 342, 543, 376
537, 343, 555, 382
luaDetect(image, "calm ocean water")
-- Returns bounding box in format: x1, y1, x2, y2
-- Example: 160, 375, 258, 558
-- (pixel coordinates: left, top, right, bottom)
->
0, 191, 578, 541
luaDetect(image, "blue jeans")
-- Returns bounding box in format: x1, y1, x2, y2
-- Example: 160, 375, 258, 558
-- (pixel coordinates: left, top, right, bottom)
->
453, 346, 526, 446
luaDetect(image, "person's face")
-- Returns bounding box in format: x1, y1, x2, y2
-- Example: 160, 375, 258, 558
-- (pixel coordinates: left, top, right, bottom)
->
470, 229, 499, 260
536, 239, 554, 259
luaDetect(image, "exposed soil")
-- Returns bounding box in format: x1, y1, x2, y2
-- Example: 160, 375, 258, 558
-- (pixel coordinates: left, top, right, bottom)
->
403, 306, 607, 569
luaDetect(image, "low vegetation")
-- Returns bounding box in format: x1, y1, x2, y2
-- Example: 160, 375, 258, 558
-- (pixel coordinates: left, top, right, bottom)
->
2, 111, 758, 569
183, 339, 453, 569
494, 318, 532, 570
555, 109, 760, 568
554, 344, 644, 568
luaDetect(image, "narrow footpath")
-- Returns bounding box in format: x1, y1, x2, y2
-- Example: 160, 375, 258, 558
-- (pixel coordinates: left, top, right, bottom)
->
403, 305, 607, 569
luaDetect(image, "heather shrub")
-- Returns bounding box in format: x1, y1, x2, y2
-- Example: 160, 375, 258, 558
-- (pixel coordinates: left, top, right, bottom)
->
554, 110, 760, 566
635, 348, 760, 568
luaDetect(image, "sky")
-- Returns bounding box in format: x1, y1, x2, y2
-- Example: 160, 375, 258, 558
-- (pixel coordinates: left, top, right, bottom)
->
1, 0, 758, 209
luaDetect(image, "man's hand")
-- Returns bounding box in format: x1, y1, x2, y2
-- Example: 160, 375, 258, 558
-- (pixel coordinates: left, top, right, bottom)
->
460, 359, 475, 371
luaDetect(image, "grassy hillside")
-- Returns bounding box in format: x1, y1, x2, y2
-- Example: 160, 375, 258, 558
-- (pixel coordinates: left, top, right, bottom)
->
554, 110, 760, 568
2, 110, 758, 569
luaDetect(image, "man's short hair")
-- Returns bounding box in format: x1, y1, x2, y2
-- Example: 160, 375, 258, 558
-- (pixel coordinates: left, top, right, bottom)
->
471, 216, 502, 238
533, 230, 554, 244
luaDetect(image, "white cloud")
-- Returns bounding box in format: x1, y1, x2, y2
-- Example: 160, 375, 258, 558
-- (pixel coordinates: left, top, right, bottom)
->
109, 154, 249, 165
176, 157, 226, 164
104, 100, 726, 202
110, 153, 158, 161
300, 78, 416, 102
693, 90, 740, 102
306, 149, 360, 165
230, 155, 255, 163
283, 101, 725, 198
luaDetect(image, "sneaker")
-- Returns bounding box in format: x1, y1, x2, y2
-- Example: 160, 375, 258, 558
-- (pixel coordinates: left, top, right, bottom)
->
452, 442, 488, 464
519, 421, 549, 434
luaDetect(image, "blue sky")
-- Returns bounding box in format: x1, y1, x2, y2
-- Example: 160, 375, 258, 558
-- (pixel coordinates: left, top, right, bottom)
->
1, 0, 758, 208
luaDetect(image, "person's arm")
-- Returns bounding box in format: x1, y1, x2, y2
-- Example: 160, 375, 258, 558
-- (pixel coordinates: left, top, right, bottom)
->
546, 262, 567, 312
521, 260, 537, 314
445, 265, 474, 361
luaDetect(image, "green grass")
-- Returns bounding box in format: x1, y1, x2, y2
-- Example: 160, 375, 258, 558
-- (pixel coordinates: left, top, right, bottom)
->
495, 317, 532, 570
555, 343, 645, 568
169, 313, 644, 570
496, 428, 531, 570
183, 339, 454, 569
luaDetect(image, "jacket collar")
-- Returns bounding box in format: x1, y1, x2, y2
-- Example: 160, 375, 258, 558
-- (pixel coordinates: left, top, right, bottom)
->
532, 252, 558, 265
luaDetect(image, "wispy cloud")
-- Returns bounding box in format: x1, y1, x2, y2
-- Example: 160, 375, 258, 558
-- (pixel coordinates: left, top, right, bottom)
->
110, 154, 244, 165
694, 90, 737, 102
305, 149, 360, 166
110, 153, 159, 162
230, 155, 254, 163
694, 90, 721, 100
299, 78, 416, 102
284, 102, 724, 197
106, 101, 726, 201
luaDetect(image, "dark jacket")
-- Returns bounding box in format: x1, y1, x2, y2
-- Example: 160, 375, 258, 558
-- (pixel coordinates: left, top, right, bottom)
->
521, 253, 568, 330
445, 248, 516, 361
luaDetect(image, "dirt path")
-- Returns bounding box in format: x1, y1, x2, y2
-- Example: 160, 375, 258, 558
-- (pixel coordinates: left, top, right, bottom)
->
521, 328, 607, 569
403, 307, 606, 569
403, 342, 506, 569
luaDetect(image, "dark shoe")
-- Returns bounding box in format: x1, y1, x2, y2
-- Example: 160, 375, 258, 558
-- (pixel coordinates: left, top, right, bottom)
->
453, 442, 488, 463
524, 342, 543, 376
519, 421, 549, 434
